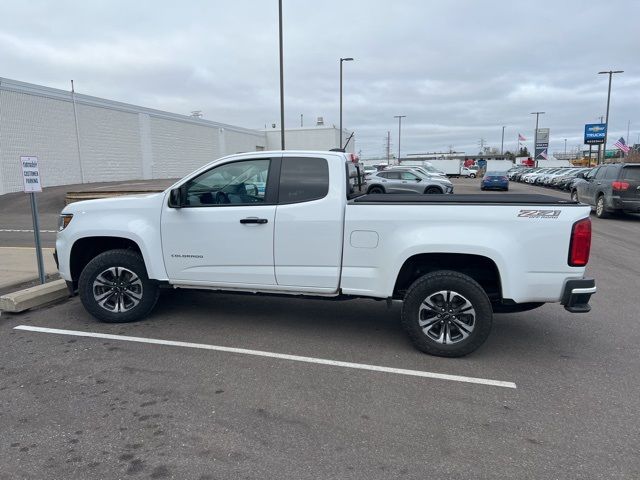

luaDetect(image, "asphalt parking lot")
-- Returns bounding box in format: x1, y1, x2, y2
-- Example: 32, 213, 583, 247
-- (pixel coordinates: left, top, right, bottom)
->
1, 177, 639, 479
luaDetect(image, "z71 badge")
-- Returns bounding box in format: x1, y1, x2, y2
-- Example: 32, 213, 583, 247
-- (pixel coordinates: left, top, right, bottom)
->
518, 209, 561, 219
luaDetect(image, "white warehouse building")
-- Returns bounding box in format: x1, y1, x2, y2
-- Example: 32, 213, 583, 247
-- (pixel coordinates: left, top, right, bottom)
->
0, 77, 353, 195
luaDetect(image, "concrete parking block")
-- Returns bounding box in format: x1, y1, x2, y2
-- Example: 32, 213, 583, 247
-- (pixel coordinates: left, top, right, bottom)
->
0, 279, 69, 313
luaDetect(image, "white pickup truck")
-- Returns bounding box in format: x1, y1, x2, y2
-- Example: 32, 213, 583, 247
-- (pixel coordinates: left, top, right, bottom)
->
55, 150, 596, 357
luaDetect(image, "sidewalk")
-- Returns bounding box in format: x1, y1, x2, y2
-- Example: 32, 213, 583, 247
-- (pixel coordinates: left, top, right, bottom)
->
0, 247, 58, 290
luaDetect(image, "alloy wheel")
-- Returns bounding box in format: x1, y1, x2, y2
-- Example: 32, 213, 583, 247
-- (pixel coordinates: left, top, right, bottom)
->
92, 267, 143, 313
418, 290, 476, 344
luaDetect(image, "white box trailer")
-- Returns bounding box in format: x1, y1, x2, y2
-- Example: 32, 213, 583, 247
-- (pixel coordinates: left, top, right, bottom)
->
536, 159, 572, 168
485, 160, 514, 172
422, 159, 463, 177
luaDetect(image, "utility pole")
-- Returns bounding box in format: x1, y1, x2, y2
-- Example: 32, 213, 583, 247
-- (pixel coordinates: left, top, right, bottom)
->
531, 111, 545, 166
339, 57, 354, 149
500, 126, 505, 155
564, 138, 567, 155
598, 70, 623, 164
70, 80, 85, 183
278, 0, 285, 149
478, 137, 486, 153
300, 114, 303, 127
394, 115, 406, 163
597, 115, 604, 165
386, 131, 391, 165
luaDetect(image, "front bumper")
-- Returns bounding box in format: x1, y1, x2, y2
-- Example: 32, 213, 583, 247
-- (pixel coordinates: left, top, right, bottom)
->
561, 278, 596, 313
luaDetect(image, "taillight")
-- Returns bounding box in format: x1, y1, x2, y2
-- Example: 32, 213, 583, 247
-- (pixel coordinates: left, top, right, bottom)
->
568, 218, 591, 267
612, 181, 629, 191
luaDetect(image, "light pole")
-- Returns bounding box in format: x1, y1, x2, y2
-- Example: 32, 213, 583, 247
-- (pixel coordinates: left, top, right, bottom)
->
598, 70, 623, 164
278, 0, 285, 149
564, 138, 567, 155
339, 57, 354, 149
501, 126, 505, 155
394, 115, 406, 163
531, 111, 545, 165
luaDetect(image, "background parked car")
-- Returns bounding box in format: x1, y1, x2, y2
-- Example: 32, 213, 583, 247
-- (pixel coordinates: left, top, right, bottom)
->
552, 168, 591, 190
367, 168, 454, 194
481, 171, 509, 191
574, 163, 640, 218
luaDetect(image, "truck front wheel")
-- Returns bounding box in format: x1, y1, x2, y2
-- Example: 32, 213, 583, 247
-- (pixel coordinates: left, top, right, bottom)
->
401, 271, 493, 357
78, 249, 159, 323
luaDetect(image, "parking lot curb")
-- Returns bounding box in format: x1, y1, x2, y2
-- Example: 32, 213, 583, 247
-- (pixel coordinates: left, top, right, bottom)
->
0, 279, 69, 313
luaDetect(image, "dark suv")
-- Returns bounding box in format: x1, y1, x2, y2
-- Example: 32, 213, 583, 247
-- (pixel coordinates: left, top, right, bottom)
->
572, 163, 640, 218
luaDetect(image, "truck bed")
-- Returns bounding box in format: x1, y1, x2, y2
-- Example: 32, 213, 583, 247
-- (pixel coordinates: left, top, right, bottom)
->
351, 193, 579, 205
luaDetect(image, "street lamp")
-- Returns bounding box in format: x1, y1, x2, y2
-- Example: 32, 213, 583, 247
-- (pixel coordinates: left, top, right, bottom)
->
530, 111, 545, 165
394, 115, 406, 163
598, 70, 624, 164
564, 138, 567, 155
501, 126, 505, 155
339, 57, 354, 149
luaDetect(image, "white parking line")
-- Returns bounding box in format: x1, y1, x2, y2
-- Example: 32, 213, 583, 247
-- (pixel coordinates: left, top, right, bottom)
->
14, 325, 517, 389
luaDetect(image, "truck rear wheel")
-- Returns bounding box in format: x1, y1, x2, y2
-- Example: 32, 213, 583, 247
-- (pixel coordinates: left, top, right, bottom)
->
78, 249, 159, 323
401, 271, 493, 357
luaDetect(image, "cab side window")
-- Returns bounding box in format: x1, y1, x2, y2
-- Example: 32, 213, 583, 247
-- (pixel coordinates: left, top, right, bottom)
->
278, 157, 329, 204
184, 159, 270, 206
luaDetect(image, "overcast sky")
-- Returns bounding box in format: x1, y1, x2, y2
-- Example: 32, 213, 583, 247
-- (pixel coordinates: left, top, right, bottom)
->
1, 0, 638, 157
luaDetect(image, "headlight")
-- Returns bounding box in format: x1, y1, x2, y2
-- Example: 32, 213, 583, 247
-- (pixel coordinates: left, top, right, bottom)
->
58, 214, 73, 231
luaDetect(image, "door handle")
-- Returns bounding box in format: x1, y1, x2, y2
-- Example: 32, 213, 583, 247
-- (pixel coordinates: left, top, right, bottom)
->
240, 217, 268, 224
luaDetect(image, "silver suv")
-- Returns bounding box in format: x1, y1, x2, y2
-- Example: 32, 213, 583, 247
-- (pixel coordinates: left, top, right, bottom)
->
367, 167, 454, 194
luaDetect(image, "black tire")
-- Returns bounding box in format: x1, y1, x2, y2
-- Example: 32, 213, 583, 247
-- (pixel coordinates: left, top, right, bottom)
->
470, 173, 476, 178
504, 187, 509, 191
595, 194, 609, 219
425, 187, 443, 194
368, 186, 385, 194
401, 271, 493, 357
570, 190, 578, 202
79, 249, 159, 323
480, 187, 485, 191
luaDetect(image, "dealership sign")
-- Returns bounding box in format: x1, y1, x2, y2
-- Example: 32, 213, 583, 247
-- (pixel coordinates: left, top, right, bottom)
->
535, 128, 550, 160
584, 123, 607, 145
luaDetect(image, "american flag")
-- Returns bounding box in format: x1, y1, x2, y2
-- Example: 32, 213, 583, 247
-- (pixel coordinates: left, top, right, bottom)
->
614, 137, 630, 154
518, 133, 527, 141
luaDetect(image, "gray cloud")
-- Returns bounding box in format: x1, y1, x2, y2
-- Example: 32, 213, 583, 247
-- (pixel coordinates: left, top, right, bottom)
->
1, 0, 638, 157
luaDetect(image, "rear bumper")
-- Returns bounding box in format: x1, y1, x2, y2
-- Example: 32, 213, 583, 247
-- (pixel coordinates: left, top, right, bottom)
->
611, 197, 640, 212
561, 278, 596, 313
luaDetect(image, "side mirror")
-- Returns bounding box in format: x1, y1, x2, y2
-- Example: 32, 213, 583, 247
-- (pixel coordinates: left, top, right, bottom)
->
168, 187, 184, 208
576, 172, 585, 179
415, 178, 422, 182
